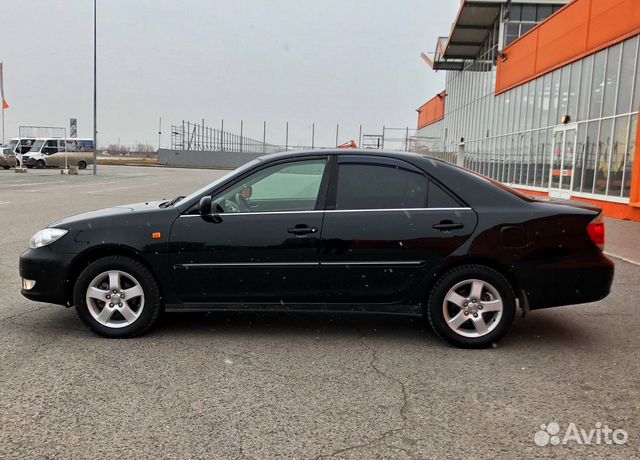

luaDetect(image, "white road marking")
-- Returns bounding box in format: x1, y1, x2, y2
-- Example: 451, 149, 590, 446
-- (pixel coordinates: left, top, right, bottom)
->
0, 201, 11, 205
605, 251, 640, 267
86, 185, 142, 194
17, 180, 120, 192
0, 180, 68, 189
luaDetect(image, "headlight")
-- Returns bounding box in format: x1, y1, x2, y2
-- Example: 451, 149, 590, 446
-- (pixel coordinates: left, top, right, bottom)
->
29, 228, 68, 249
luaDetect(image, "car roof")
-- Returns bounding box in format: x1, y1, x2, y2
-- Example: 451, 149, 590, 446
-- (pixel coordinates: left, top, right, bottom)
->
256, 148, 432, 163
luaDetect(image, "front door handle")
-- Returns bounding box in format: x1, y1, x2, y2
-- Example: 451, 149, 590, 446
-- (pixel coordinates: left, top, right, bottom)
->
287, 225, 318, 235
433, 220, 464, 231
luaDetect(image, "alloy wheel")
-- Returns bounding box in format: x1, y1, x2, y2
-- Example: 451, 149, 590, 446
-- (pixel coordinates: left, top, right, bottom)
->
442, 278, 504, 338
85, 270, 145, 328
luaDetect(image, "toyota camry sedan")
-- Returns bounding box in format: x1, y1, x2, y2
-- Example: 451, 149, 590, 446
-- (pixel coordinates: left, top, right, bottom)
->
19, 150, 614, 348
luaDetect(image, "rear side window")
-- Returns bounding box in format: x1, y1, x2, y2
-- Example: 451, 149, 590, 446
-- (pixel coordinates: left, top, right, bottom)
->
335, 163, 427, 210
427, 181, 462, 208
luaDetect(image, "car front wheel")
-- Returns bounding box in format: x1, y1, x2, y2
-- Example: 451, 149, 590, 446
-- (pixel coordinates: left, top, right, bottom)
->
73, 256, 162, 338
427, 265, 516, 348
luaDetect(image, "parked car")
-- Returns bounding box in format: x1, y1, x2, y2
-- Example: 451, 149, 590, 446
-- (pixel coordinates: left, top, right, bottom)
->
19, 150, 614, 348
7, 137, 36, 165
21, 138, 94, 169
0, 147, 18, 169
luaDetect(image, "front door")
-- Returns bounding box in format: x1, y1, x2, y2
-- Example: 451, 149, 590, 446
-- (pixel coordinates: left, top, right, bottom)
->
549, 126, 577, 199
168, 157, 329, 304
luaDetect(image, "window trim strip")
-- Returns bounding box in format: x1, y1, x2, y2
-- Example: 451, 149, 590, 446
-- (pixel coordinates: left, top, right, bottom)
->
179, 207, 472, 217
175, 260, 425, 268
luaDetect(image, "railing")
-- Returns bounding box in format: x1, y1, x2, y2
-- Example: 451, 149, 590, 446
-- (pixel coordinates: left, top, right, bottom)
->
171, 121, 281, 154
170, 120, 439, 154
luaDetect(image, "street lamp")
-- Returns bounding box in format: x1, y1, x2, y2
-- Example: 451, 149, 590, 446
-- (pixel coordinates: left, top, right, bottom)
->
93, 0, 97, 175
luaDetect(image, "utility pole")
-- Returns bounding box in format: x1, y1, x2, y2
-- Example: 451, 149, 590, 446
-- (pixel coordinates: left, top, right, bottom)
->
335, 124, 339, 148
285, 122, 289, 150
263, 121, 267, 153
311, 123, 315, 149
158, 116, 162, 150
92, 0, 98, 175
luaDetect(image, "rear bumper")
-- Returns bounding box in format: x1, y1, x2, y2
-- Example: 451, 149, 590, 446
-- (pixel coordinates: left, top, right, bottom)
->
19, 248, 73, 306
521, 252, 614, 309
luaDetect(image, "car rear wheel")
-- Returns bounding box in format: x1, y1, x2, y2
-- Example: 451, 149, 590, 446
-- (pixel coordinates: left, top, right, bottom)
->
73, 256, 162, 338
427, 265, 516, 348
35, 160, 45, 169
78, 161, 87, 169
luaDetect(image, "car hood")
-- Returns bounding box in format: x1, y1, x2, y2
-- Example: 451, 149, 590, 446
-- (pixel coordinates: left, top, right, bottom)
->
51, 201, 167, 227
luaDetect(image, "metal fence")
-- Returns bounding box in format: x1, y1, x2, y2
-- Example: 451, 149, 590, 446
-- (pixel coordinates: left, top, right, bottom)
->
170, 120, 441, 154
171, 120, 281, 154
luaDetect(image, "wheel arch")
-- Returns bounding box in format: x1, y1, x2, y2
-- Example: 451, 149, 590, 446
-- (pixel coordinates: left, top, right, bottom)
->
64, 245, 163, 306
423, 256, 525, 312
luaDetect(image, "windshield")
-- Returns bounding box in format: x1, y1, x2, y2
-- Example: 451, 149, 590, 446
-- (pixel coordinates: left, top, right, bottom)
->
29, 140, 45, 153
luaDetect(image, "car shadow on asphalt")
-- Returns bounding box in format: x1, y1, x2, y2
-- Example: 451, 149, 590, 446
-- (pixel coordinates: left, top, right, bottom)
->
149, 309, 595, 349
12, 304, 595, 349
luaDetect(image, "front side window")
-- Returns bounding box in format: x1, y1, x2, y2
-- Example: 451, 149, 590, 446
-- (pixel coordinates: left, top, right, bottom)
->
30, 140, 44, 153
335, 163, 427, 210
214, 159, 326, 213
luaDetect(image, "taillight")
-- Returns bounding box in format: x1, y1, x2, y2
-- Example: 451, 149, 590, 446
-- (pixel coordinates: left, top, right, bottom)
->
587, 215, 605, 250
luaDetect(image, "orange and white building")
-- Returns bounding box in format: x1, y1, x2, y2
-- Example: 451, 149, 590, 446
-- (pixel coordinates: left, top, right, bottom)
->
417, 0, 640, 221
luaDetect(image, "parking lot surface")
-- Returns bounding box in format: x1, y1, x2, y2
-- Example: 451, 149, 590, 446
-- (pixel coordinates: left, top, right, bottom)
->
0, 165, 638, 459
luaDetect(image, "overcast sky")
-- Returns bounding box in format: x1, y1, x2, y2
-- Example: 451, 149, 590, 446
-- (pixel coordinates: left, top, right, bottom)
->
0, 0, 458, 149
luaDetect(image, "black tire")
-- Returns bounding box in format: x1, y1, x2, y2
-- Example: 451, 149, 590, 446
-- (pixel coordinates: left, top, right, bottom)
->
427, 265, 516, 349
78, 161, 87, 169
35, 160, 45, 169
2, 165, 8, 170
73, 256, 162, 338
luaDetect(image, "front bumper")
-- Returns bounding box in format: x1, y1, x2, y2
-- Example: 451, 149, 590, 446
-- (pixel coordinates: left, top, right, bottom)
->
19, 247, 74, 306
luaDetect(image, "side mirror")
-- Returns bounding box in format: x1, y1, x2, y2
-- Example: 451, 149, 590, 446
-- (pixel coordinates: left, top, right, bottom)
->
199, 196, 212, 215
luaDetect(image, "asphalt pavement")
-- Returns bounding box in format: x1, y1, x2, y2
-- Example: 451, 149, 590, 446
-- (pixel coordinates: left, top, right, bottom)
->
0, 165, 638, 459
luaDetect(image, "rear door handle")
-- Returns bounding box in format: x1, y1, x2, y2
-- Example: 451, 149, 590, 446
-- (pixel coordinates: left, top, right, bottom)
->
287, 225, 318, 235
432, 221, 464, 231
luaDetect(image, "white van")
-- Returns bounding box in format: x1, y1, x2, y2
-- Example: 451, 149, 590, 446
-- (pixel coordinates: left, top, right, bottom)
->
8, 138, 37, 165
21, 138, 95, 169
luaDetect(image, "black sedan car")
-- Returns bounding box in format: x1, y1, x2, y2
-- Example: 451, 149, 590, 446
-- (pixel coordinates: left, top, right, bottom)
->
19, 150, 614, 348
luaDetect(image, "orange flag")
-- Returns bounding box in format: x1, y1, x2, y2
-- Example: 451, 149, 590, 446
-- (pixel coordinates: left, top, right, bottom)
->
2, 99, 8, 110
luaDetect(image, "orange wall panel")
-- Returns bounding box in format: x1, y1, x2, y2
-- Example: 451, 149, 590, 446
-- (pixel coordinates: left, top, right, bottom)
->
588, 0, 640, 50
417, 91, 446, 129
496, 0, 640, 94
513, 188, 640, 222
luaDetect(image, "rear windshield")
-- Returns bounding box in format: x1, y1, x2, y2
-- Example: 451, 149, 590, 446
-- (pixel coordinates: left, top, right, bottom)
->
456, 164, 536, 202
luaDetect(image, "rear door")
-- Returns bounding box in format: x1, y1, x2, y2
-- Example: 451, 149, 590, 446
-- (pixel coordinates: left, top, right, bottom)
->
319, 155, 477, 303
